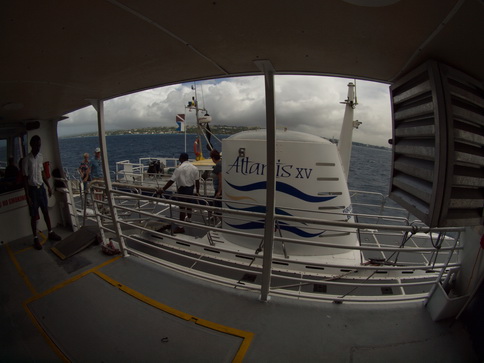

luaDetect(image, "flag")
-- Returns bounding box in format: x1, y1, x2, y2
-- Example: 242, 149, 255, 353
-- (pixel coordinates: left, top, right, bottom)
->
176, 114, 185, 132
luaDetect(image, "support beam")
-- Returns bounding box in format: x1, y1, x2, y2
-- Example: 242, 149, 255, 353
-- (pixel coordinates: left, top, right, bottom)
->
254, 60, 276, 302
89, 99, 128, 257
337, 82, 357, 180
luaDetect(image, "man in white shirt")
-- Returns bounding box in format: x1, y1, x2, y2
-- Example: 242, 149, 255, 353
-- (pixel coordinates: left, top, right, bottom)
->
22, 135, 61, 250
159, 153, 200, 233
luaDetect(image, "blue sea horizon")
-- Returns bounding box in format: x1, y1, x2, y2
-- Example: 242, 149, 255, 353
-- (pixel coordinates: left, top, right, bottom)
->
58, 133, 392, 198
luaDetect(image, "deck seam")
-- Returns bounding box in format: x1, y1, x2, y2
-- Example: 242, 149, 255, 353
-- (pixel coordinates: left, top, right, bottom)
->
10, 251, 122, 362
94, 269, 254, 362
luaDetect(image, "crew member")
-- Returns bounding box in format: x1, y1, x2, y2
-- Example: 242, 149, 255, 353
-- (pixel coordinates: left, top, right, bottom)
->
22, 135, 62, 250
159, 153, 200, 233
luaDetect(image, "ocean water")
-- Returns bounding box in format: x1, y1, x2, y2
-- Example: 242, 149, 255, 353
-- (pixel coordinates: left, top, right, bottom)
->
58, 133, 393, 197
0, 133, 393, 213
59, 134, 226, 174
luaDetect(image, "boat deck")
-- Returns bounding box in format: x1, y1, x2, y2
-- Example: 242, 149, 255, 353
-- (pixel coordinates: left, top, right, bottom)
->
1, 227, 478, 362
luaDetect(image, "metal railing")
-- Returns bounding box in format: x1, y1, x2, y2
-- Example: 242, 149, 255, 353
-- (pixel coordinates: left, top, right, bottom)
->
63, 179, 465, 304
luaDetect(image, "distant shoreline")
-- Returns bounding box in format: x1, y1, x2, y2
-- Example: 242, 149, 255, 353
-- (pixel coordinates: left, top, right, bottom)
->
60, 125, 390, 150
60, 125, 258, 138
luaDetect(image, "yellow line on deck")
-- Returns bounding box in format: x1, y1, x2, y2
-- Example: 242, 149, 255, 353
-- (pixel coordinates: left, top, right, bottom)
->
8, 240, 254, 362
5, 244, 37, 295
23, 256, 122, 304
38, 231, 47, 246
10, 250, 121, 363
11, 230, 47, 254
22, 301, 70, 363
95, 270, 254, 362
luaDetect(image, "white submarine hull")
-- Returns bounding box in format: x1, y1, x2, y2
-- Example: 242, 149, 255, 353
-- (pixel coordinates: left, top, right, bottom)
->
221, 129, 360, 258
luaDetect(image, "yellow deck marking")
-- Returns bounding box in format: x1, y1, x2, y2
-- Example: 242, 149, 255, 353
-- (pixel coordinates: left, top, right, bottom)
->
22, 300, 70, 362
21, 256, 121, 362
38, 230, 47, 246
23, 256, 122, 304
5, 243, 121, 363
8, 239, 254, 362
95, 270, 254, 362
5, 244, 37, 295
12, 230, 47, 254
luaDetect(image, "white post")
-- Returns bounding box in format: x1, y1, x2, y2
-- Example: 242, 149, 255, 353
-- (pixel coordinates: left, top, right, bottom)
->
337, 82, 357, 180
89, 99, 128, 257
255, 60, 276, 302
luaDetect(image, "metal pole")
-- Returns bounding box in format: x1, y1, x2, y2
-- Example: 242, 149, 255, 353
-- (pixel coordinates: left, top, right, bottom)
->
337, 83, 357, 180
255, 60, 276, 302
89, 99, 128, 257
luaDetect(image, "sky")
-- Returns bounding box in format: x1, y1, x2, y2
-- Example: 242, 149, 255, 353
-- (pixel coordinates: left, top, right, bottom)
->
58, 75, 393, 147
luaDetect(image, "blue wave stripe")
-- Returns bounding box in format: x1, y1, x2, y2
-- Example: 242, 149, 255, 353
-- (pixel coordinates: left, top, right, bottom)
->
226, 221, 325, 238
226, 180, 336, 203
226, 221, 265, 229
278, 224, 325, 238
225, 203, 293, 216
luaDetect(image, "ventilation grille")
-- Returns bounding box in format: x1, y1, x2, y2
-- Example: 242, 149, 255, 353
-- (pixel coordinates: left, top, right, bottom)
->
389, 61, 484, 227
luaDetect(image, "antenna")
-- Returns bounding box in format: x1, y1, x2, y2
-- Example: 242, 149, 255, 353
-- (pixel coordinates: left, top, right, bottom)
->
353, 78, 358, 106
201, 82, 206, 109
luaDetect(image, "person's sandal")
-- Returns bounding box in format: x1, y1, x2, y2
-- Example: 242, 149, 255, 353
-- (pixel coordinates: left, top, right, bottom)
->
33, 237, 42, 250
48, 231, 62, 241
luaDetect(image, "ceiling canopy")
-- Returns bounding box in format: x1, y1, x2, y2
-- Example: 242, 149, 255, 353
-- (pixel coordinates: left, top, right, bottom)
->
1, 0, 483, 123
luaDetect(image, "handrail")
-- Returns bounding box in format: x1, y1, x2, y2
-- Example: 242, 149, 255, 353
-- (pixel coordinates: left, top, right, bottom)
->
63, 180, 464, 304
111, 186, 464, 235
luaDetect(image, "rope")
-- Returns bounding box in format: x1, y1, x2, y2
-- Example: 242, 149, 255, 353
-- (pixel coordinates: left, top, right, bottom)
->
233, 237, 265, 288
385, 224, 418, 265
429, 232, 446, 268
334, 270, 377, 303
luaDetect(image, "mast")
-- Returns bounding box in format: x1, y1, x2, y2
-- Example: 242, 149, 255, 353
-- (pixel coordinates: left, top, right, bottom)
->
186, 83, 214, 160
337, 82, 361, 180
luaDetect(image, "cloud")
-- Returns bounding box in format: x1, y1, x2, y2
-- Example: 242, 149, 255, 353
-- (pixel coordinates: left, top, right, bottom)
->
59, 75, 392, 146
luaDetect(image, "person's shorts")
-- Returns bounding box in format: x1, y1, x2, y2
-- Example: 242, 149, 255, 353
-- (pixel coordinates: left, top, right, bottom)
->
28, 185, 48, 217
177, 185, 195, 205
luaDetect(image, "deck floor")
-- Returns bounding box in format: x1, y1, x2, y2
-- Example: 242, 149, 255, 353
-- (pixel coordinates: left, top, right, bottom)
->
1, 227, 479, 362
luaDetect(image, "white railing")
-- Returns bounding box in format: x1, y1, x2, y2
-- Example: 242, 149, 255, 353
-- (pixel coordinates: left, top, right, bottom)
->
138, 157, 179, 171
76, 183, 464, 304
115, 160, 145, 184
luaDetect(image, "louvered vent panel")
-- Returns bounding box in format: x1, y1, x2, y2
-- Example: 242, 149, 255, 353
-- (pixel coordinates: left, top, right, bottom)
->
389, 61, 484, 227
439, 64, 484, 226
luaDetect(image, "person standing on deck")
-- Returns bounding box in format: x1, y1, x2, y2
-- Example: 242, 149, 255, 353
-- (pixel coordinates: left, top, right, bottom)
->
22, 135, 62, 250
90, 147, 104, 202
5, 157, 19, 180
78, 152, 91, 195
210, 149, 222, 211
1, 157, 21, 192
210, 149, 222, 198
158, 153, 200, 234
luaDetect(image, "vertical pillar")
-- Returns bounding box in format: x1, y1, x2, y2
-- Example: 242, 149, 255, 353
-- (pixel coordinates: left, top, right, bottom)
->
254, 60, 276, 302
337, 82, 357, 180
89, 99, 128, 257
